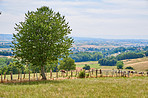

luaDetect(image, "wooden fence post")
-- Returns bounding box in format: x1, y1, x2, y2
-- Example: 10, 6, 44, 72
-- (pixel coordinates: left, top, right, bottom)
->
124, 71, 126, 77
29, 71, 30, 81
100, 69, 102, 77
11, 72, 13, 81
34, 71, 35, 79
89, 69, 91, 77
61, 71, 62, 77
56, 70, 58, 79
118, 70, 120, 77
96, 69, 98, 78
50, 70, 52, 79
71, 70, 73, 78
4, 72, 6, 80
1, 74, 3, 83
66, 70, 68, 77
92, 69, 93, 75
24, 72, 25, 79
84, 69, 86, 78
127, 71, 130, 77
36, 72, 38, 80
106, 71, 108, 77
18, 71, 20, 80
76, 70, 77, 76
116, 71, 117, 77
46, 69, 48, 77
112, 69, 114, 77
20, 72, 22, 81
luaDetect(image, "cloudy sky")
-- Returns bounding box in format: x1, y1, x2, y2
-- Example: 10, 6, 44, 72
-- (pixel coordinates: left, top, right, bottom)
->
0, 0, 148, 39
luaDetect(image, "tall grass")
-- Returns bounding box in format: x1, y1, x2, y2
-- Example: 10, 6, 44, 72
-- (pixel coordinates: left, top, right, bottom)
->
0, 77, 147, 97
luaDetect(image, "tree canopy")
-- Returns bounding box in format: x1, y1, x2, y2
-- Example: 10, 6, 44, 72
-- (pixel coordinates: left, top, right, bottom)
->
59, 57, 76, 71
116, 61, 124, 69
11, 6, 74, 79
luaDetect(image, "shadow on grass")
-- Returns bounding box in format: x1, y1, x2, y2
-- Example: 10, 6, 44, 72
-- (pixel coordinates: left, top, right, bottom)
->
2, 79, 65, 85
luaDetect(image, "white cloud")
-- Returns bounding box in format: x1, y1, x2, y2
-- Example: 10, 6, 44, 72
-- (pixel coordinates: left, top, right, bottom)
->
0, 0, 148, 39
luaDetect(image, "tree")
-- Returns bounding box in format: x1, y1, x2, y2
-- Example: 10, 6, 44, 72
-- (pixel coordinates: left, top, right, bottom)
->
59, 57, 76, 71
83, 64, 90, 70
11, 6, 74, 80
116, 61, 124, 69
145, 50, 148, 56
125, 66, 134, 70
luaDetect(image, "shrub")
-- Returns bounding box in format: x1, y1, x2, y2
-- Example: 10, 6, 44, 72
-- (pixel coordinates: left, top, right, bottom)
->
116, 61, 124, 69
86, 73, 89, 78
83, 64, 90, 70
78, 71, 85, 78
125, 66, 134, 70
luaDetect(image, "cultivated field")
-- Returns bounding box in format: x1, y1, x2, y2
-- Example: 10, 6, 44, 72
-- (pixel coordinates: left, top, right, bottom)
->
123, 57, 148, 71
0, 77, 147, 97
76, 57, 148, 71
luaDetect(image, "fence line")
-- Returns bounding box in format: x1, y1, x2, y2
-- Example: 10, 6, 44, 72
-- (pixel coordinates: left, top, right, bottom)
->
0, 69, 148, 83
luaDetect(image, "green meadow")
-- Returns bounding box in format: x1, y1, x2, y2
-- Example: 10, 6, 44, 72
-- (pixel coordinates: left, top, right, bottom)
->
0, 77, 147, 98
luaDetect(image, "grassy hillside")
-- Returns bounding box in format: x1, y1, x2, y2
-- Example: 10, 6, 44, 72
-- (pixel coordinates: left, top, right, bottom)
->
0, 77, 147, 97
76, 61, 116, 70
76, 57, 148, 71
123, 57, 148, 71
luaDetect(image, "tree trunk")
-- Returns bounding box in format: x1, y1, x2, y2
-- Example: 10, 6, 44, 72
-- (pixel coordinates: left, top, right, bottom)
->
41, 66, 47, 80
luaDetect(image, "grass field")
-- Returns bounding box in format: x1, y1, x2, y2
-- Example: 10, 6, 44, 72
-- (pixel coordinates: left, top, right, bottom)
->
76, 61, 117, 70
0, 77, 147, 97
76, 61, 100, 69
76, 57, 148, 71
123, 57, 148, 71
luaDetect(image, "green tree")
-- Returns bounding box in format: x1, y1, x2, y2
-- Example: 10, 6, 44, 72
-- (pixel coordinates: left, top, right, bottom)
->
145, 50, 148, 56
11, 6, 74, 80
83, 64, 90, 70
59, 57, 76, 71
116, 61, 124, 69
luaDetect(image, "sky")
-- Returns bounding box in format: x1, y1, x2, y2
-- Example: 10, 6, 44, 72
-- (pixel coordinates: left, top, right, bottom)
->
0, 0, 148, 39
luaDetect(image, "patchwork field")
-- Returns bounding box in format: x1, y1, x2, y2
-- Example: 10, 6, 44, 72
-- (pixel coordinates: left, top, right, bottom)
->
0, 77, 147, 97
76, 57, 148, 71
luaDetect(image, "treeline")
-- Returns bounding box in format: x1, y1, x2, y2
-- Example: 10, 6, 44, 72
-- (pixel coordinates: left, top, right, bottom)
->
0, 57, 17, 74
70, 48, 148, 63
98, 52, 145, 66
0, 45, 11, 48
0, 51, 12, 56
0, 57, 42, 74
98, 58, 117, 66
145, 50, 148, 56
72, 46, 148, 58
116, 52, 144, 60
70, 52, 103, 62
0, 57, 13, 67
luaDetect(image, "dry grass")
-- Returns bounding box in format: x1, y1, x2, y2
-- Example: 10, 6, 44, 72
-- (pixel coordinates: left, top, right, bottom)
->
123, 57, 148, 71
76, 57, 148, 71
0, 77, 147, 98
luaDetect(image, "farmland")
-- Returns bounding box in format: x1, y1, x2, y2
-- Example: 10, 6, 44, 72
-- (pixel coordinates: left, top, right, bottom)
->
0, 77, 147, 97
123, 57, 148, 71
0, 34, 148, 97
76, 57, 148, 71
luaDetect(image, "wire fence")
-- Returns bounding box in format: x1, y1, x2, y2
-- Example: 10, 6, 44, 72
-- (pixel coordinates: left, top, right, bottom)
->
0, 69, 148, 83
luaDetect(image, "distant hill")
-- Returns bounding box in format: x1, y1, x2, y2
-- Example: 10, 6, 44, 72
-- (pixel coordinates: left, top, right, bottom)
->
0, 34, 148, 43
0, 34, 13, 41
